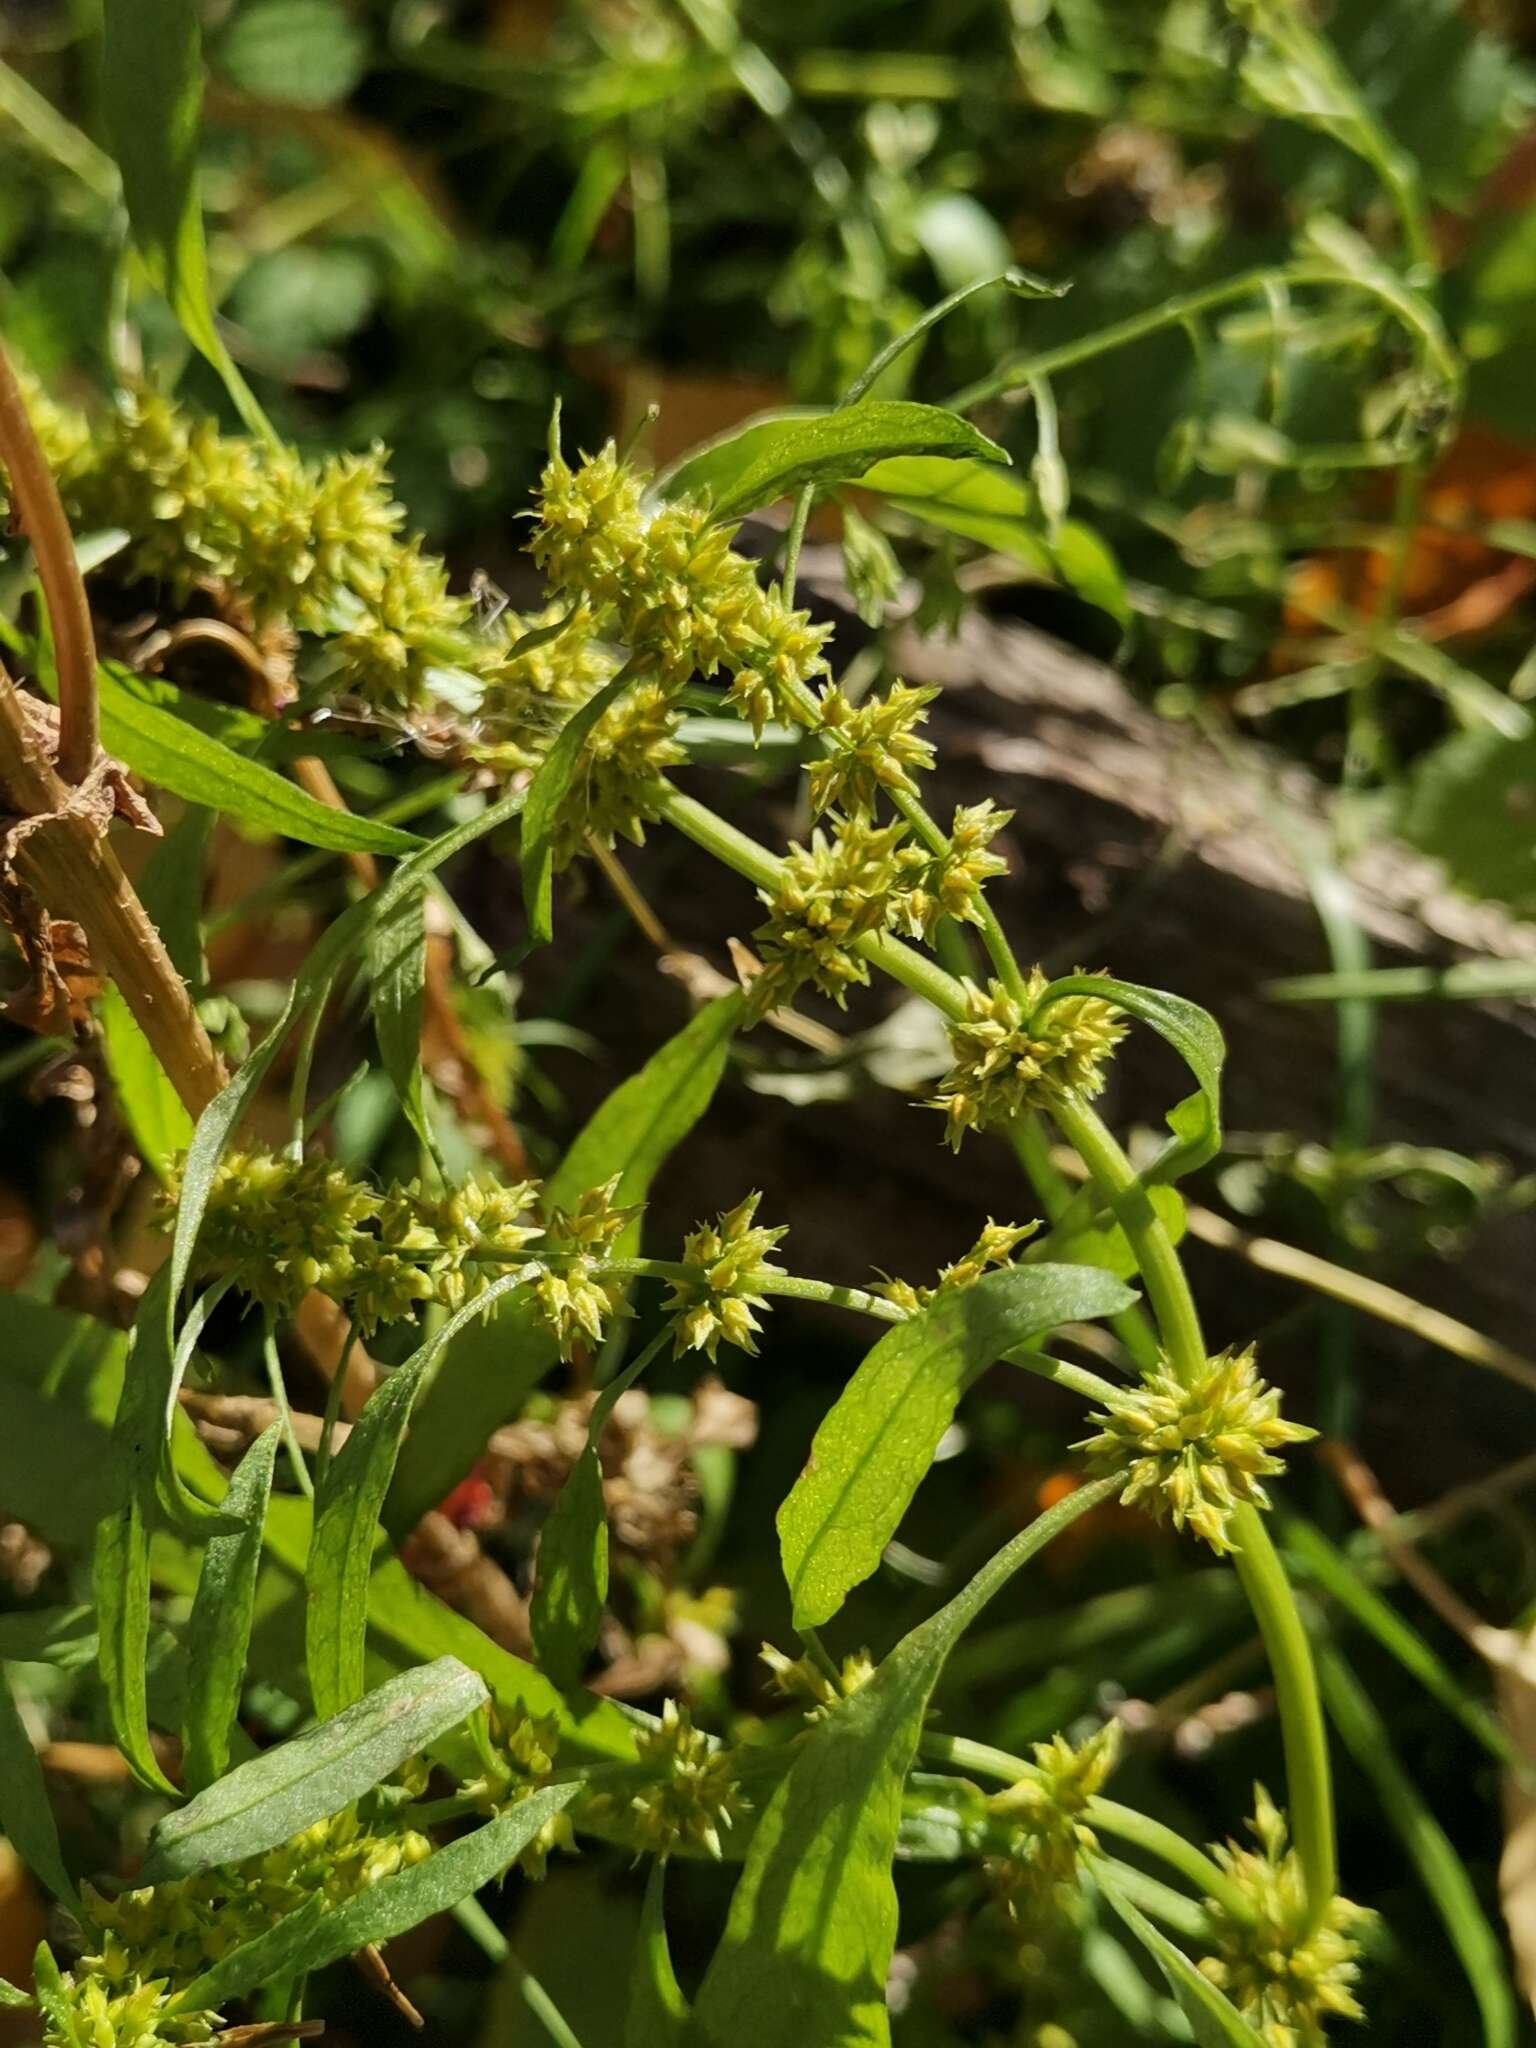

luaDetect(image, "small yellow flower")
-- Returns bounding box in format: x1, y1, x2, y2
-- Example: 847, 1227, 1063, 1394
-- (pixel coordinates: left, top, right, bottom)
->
930, 968, 1126, 1148
666, 1193, 786, 1360
584, 1699, 747, 1859
1074, 1345, 1316, 1554
983, 1722, 1122, 1921
747, 814, 910, 1019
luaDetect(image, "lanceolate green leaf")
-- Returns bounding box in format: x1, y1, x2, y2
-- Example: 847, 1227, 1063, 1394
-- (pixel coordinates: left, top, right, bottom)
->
778, 1264, 1136, 1630
181, 1424, 282, 1794
1036, 975, 1226, 1181
529, 1442, 608, 1690
386, 994, 740, 1538
144, 1658, 489, 1883
694, 1476, 1120, 2047
365, 883, 429, 1146
115, 1267, 235, 1538
857, 454, 1052, 566
656, 403, 1007, 520
1318, 1642, 1517, 2048
95, 663, 422, 857
100, 0, 271, 437
626, 1863, 690, 2047
94, 1495, 178, 1796
0, 1663, 78, 1906
168, 1783, 582, 2017
521, 661, 641, 946
1096, 1866, 1266, 2047
99, 983, 196, 1182
307, 1275, 530, 1717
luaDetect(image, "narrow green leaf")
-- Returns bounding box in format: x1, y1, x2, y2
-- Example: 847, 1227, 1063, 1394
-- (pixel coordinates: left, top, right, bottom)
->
365, 883, 428, 1146
858, 454, 1051, 566
100, 0, 271, 437
114, 1267, 235, 1539
694, 1476, 1120, 2046
1318, 1641, 1516, 2048
99, 982, 195, 1182
0, 1664, 78, 1906
0, 1608, 97, 1668
1284, 1517, 1518, 1773
137, 806, 214, 986
169, 1782, 581, 2016
386, 994, 740, 1538
657, 403, 1007, 520
1096, 1866, 1266, 2047
625, 1862, 689, 2047
521, 662, 641, 946
94, 1496, 178, 1796
1036, 975, 1226, 1181
307, 1275, 530, 1717
1268, 958, 1536, 1004
0, 1977, 33, 2011
778, 1264, 1137, 1629
181, 1425, 282, 1794
530, 1446, 608, 1689
96, 663, 422, 856
32, 1944, 76, 2044
144, 1656, 488, 1883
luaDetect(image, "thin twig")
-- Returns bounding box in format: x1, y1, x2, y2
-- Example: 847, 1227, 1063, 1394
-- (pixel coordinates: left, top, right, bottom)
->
0, 337, 99, 783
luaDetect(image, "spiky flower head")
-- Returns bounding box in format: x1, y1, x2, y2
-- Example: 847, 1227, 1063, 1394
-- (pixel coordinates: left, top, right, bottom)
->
1074, 1346, 1316, 1555
473, 603, 618, 771
40, 1971, 215, 2048
666, 1193, 786, 1360
930, 968, 1127, 1149
534, 1176, 637, 1357
1199, 1787, 1372, 2046
806, 681, 937, 817
983, 1722, 1122, 1920
890, 801, 1012, 943
876, 1217, 1039, 1314
585, 1699, 747, 1859
760, 1642, 875, 1720
458, 1707, 575, 1877
415, 1174, 544, 1311
747, 814, 909, 1020
175, 1148, 382, 1318
551, 677, 686, 863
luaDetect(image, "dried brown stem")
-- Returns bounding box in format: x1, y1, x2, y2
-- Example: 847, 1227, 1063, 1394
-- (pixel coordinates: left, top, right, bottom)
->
0, 339, 98, 784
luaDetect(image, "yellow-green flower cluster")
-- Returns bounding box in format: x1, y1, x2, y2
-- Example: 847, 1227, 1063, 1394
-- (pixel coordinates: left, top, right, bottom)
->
472, 603, 618, 772
173, 1150, 544, 1337
534, 1176, 637, 1358
760, 1642, 875, 1720
930, 968, 1127, 1149
529, 440, 831, 728
747, 815, 909, 1019
549, 677, 688, 864
876, 1216, 1039, 1315
807, 681, 937, 816
983, 1723, 1122, 1923
890, 801, 1012, 944
1199, 1788, 1372, 2046
1074, 1346, 1316, 1555
48, 1807, 435, 2048
458, 1708, 576, 1879
583, 1699, 747, 1859
665, 1193, 786, 1360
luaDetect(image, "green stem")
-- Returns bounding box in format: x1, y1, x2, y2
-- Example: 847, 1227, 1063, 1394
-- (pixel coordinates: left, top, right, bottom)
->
452, 1899, 586, 2048
314, 1315, 358, 1492
1048, 1092, 1205, 1381
1231, 1506, 1336, 1929
261, 1327, 314, 1502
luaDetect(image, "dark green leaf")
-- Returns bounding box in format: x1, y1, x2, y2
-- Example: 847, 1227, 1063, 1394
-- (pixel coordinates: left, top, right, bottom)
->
695, 1477, 1119, 2046
386, 995, 740, 1538
365, 884, 428, 1146
657, 403, 1007, 520
1036, 975, 1226, 1181
521, 663, 641, 946
94, 1496, 178, 1796
778, 1263, 1137, 1630
181, 1425, 282, 1794
137, 807, 213, 985
114, 1267, 235, 1539
0, 1608, 97, 1668
96, 663, 423, 857
1397, 729, 1536, 915
626, 1863, 689, 2047
307, 1275, 529, 1717
99, 983, 194, 1183
1318, 1643, 1517, 2048
100, 0, 270, 437
1096, 1866, 1265, 2047
530, 1446, 608, 1689
144, 1657, 488, 1883
169, 1783, 581, 2016
0, 1664, 78, 1905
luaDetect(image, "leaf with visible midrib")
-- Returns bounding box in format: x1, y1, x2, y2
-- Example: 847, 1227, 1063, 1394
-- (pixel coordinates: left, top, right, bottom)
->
168, 1783, 581, 2017
366, 884, 429, 1147
180, 1425, 281, 1794
778, 1263, 1136, 1630
144, 1657, 488, 1883
0, 1664, 77, 1906
693, 1475, 1120, 2047
1096, 1867, 1266, 2046
656, 403, 1007, 520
